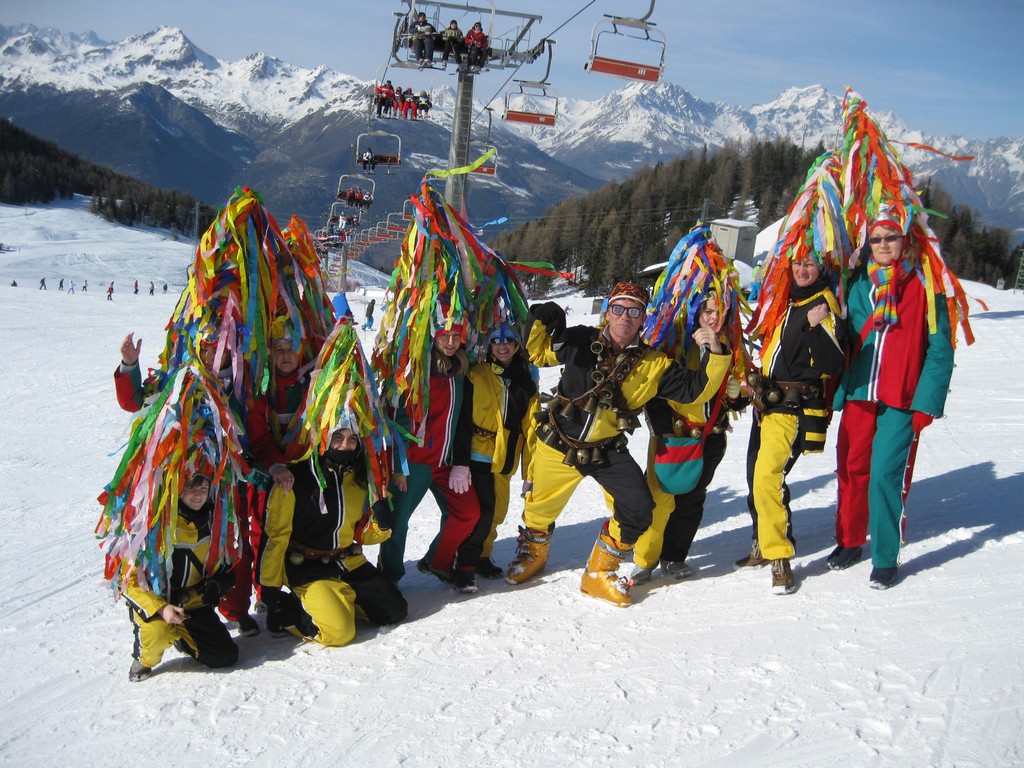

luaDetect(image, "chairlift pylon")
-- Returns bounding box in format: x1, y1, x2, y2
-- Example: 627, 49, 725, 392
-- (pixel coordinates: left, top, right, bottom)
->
584, 0, 665, 83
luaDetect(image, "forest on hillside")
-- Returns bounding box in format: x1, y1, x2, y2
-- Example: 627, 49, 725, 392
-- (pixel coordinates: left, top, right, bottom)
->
492, 138, 1021, 291
2, 119, 1019, 290
0, 118, 216, 235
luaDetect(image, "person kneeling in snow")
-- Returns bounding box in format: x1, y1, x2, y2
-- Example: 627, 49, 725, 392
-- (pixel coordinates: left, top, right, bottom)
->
124, 472, 239, 682
257, 423, 407, 646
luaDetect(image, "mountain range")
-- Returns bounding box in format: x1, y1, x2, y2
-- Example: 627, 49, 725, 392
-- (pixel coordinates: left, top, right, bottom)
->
2, 22, 1021, 251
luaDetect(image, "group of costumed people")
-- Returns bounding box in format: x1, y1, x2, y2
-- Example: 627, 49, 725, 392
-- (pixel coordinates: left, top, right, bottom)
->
95, 89, 976, 684
488, 88, 973, 603
97, 188, 406, 682
734, 89, 974, 593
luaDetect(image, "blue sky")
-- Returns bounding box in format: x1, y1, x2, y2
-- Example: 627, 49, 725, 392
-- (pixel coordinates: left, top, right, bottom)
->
2, 0, 1021, 139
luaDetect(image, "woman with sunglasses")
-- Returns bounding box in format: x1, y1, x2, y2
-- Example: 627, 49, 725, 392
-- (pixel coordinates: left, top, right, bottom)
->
828, 206, 955, 589
739, 247, 846, 595
453, 325, 539, 589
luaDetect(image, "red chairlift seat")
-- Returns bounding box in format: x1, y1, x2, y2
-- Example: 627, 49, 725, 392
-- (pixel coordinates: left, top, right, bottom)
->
468, 144, 498, 177
585, 4, 666, 84
502, 41, 559, 126
356, 130, 402, 169
586, 55, 661, 82
503, 109, 556, 125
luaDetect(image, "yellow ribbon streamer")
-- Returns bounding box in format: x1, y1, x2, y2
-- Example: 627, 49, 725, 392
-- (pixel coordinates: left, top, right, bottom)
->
425, 148, 497, 179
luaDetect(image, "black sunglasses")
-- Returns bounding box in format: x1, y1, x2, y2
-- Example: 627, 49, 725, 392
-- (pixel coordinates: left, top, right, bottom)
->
608, 304, 643, 318
868, 234, 902, 245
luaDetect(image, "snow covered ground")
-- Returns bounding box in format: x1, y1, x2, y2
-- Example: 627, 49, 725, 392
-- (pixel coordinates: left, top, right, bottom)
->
1, 198, 1022, 767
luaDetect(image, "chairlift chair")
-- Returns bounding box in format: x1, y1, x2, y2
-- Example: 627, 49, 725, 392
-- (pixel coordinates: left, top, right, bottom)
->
502, 39, 558, 125
356, 131, 402, 170
467, 105, 498, 176
391, 0, 543, 72
337, 173, 377, 201
328, 201, 349, 223
390, 2, 448, 70
368, 223, 384, 241
584, 1, 665, 83
503, 82, 558, 126
468, 144, 498, 176
386, 212, 408, 234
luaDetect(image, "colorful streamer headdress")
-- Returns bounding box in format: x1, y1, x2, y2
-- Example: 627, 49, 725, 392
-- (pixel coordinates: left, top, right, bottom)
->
371, 161, 572, 430
96, 366, 249, 598
304, 317, 396, 501
839, 88, 974, 346
273, 215, 336, 365
140, 188, 335, 421
156, 188, 279, 404
747, 150, 851, 342
370, 180, 477, 434
643, 222, 752, 381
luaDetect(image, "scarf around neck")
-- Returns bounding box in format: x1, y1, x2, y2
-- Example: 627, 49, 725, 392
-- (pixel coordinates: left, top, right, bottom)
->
867, 257, 913, 328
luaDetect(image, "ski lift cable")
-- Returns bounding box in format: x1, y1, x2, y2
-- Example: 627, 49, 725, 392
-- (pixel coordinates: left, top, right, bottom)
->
472, 0, 598, 124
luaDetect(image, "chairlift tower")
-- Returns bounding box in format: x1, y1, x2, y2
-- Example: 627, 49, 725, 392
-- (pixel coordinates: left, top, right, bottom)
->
392, 1, 545, 212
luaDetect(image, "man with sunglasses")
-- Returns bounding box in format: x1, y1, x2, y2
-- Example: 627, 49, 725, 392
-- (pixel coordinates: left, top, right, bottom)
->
829, 206, 955, 589
505, 282, 730, 606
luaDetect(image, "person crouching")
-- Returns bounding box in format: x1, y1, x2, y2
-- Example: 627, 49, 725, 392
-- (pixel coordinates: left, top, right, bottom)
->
124, 473, 238, 681
257, 424, 407, 646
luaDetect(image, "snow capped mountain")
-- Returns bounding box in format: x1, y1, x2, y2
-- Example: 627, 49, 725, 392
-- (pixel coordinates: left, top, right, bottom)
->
0, 24, 368, 129
509, 80, 967, 177
516, 81, 754, 155
503, 80, 1024, 239
748, 84, 845, 141
2, 23, 1022, 241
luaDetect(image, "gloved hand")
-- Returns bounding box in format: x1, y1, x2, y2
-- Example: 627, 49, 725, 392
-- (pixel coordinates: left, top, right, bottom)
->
520, 479, 534, 498
371, 498, 395, 530
726, 376, 742, 399
449, 465, 471, 494
912, 411, 934, 433
260, 586, 283, 614
529, 302, 567, 339
262, 587, 293, 637
201, 579, 225, 606
356, 512, 392, 546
